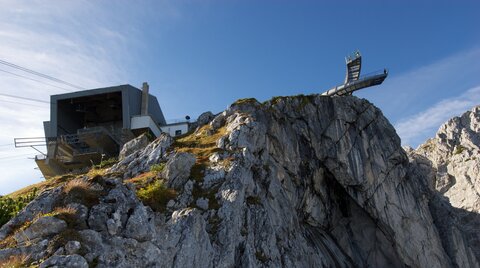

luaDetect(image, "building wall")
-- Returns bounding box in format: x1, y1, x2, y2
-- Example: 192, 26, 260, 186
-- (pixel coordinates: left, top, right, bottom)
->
161, 123, 189, 137
48, 84, 167, 137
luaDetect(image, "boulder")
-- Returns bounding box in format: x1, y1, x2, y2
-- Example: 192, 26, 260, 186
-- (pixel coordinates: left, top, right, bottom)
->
118, 133, 150, 161
162, 152, 196, 190
14, 217, 67, 244
40, 254, 88, 268
197, 111, 215, 127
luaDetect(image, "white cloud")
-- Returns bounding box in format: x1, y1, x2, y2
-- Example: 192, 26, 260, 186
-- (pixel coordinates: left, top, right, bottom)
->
0, 1, 135, 195
0, 0, 182, 195
358, 47, 480, 148
394, 86, 480, 147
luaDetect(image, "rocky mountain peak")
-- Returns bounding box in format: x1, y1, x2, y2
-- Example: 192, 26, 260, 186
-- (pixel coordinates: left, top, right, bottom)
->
0, 95, 479, 267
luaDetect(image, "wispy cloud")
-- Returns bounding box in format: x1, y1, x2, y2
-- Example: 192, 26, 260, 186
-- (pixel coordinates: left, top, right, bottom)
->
0, 1, 139, 194
360, 47, 480, 148
0, 0, 182, 195
395, 86, 480, 147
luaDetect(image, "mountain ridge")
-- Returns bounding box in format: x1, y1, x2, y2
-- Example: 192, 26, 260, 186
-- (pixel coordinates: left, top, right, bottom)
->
0, 95, 479, 267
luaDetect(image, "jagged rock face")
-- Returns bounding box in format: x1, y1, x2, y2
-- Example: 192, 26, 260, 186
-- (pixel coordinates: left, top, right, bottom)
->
407, 105, 480, 266
118, 133, 150, 161
1, 96, 479, 267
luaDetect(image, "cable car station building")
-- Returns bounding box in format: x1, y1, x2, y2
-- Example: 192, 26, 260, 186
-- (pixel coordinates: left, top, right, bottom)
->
37, 83, 187, 178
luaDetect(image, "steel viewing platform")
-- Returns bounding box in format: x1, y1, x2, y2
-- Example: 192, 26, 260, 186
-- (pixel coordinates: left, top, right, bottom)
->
321, 51, 388, 96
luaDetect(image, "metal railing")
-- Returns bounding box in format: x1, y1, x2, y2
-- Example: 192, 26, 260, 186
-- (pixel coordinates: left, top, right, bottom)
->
14, 137, 47, 148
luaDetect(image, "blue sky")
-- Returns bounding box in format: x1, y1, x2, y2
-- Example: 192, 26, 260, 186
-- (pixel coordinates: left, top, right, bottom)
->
0, 0, 479, 194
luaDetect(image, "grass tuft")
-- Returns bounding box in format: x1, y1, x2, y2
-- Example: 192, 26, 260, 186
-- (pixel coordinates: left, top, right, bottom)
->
136, 180, 177, 212
174, 125, 227, 171
63, 179, 101, 207
150, 163, 166, 174
0, 254, 28, 268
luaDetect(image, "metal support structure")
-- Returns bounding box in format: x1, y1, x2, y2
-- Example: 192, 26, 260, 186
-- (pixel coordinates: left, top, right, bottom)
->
14, 137, 47, 156
322, 51, 388, 97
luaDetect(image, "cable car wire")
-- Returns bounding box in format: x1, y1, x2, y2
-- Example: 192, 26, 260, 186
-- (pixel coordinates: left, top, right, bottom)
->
0, 59, 85, 90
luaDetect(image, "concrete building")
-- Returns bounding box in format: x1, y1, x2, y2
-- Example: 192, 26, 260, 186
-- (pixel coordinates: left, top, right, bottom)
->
35, 83, 189, 178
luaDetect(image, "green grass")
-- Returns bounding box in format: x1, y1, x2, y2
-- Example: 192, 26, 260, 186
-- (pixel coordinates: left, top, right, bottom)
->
94, 157, 118, 169
137, 180, 177, 212
233, 98, 259, 106
0, 188, 38, 227
454, 145, 466, 155
150, 163, 166, 173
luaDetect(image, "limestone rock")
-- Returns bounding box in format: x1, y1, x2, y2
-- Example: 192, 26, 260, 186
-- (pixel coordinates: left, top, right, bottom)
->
65, 241, 81, 255
118, 133, 150, 161
124, 204, 156, 242
409, 105, 480, 264
197, 111, 215, 127
40, 254, 88, 268
163, 152, 196, 190
3, 96, 480, 268
14, 216, 67, 244
0, 187, 63, 240
110, 133, 173, 178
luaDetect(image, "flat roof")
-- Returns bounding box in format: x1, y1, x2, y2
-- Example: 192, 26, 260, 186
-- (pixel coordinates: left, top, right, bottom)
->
51, 84, 156, 100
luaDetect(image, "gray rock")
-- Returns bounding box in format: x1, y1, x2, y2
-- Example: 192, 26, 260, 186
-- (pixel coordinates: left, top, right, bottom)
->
124, 205, 156, 242
0, 239, 48, 263
65, 241, 81, 255
106, 218, 118, 235
53, 247, 64, 255
118, 133, 150, 161
4, 96, 480, 268
40, 254, 88, 268
197, 111, 215, 127
110, 133, 173, 178
14, 216, 67, 244
0, 187, 63, 240
163, 152, 196, 190
196, 198, 209, 210
409, 105, 480, 265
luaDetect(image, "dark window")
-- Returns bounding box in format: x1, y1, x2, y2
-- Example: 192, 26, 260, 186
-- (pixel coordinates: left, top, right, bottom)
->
175, 130, 182, 136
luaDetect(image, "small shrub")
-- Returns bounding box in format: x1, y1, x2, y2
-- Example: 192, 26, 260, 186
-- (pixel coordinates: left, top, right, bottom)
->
63, 179, 100, 207
150, 163, 166, 174
64, 179, 92, 194
95, 157, 118, 169
233, 98, 259, 106
44, 206, 78, 227
454, 145, 466, 155
46, 229, 84, 256
0, 188, 38, 227
136, 180, 177, 212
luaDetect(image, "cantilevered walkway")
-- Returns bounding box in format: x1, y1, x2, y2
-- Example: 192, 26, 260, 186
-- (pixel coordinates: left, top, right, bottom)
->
321, 51, 388, 96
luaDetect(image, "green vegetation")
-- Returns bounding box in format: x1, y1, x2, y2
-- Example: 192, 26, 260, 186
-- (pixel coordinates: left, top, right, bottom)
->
0, 188, 38, 227
454, 145, 466, 155
150, 163, 166, 174
46, 228, 84, 256
95, 157, 118, 169
233, 98, 259, 106
174, 125, 227, 169
137, 180, 177, 212
43, 206, 78, 228
62, 179, 102, 207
